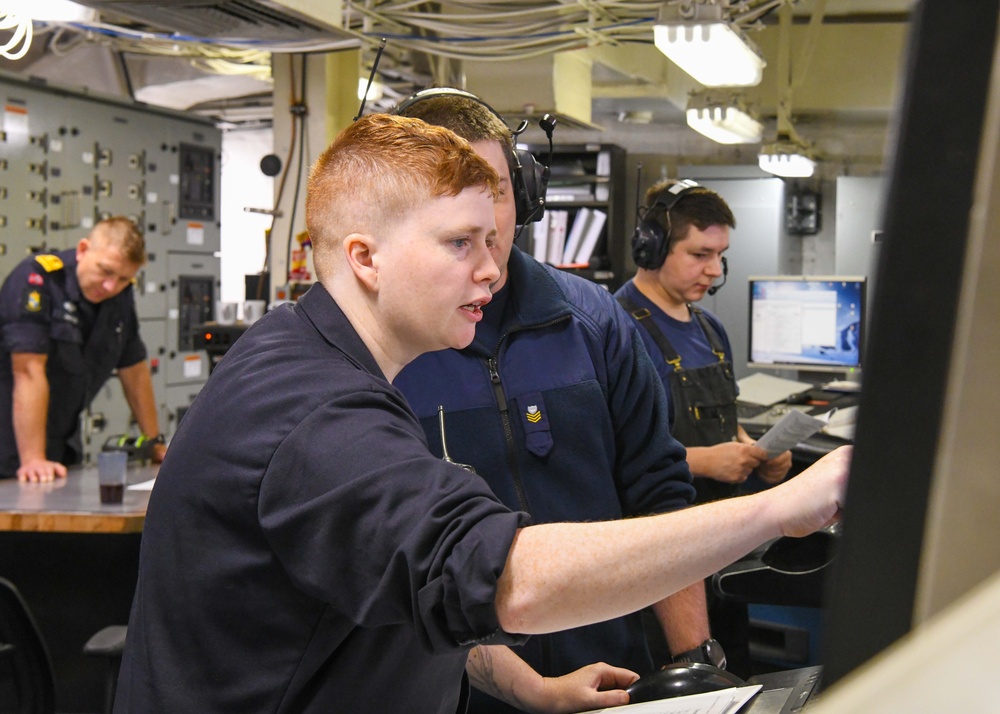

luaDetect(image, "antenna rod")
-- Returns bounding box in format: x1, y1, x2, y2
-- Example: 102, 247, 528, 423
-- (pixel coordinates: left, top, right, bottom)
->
354, 38, 387, 121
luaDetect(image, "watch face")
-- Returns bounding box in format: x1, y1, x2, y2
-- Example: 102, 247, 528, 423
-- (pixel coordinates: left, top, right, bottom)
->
674, 638, 726, 668
705, 639, 727, 669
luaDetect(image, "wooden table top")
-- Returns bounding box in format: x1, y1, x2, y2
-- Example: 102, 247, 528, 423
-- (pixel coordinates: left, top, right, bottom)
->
0, 463, 158, 534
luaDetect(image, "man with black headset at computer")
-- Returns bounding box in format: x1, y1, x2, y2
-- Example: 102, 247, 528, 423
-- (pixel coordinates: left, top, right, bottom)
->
392, 90, 720, 713
614, 179, 793, 677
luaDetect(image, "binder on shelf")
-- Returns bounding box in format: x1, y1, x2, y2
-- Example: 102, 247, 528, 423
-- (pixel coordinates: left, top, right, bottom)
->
561, 208, 592, 265
532, 212, 550, 263
596, 151, 611, 176
522, 142, 624, 283
547, 185, 595, 202
595, 151, 611, 201
575, 209, 607, 265
546, 210, 568, 265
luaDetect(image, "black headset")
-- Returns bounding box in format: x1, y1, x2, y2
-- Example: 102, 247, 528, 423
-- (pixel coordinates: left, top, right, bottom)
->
394, 88, 552, 225
631, 179, 703, 270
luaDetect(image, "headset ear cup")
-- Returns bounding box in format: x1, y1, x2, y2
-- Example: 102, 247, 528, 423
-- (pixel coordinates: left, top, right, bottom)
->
631, 218, 666, 270
630, 180, 702, 269
513, 149, 547, 224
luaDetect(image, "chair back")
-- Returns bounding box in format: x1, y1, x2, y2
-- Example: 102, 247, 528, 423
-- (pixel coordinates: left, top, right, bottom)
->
0, 577, 56, 714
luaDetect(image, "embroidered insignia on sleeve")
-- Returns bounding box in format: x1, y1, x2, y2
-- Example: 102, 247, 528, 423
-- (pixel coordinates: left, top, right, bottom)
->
25, 290, 43, 313
526, 405, 542, 423
33, 254, 64, 272
28, 272, 43, 286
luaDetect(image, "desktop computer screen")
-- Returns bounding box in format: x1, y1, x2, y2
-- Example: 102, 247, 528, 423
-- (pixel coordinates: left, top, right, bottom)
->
748, 276, 866, 374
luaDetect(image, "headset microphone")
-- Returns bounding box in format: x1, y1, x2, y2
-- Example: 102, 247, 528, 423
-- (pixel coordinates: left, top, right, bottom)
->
514, 113, 556, 226
707, 257, 728, 296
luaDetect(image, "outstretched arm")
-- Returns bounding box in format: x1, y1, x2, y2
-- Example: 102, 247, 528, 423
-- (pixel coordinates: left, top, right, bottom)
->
495, 446, 850, 636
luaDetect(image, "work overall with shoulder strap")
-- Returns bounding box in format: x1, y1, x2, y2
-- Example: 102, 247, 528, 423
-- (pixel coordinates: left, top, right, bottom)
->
618, 297, 740, 503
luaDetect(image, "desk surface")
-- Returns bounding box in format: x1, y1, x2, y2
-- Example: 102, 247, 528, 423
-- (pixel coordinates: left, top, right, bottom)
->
0, 463, 157, 533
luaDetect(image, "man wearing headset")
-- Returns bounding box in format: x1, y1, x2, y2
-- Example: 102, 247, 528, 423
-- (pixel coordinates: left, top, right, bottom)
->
393, 91, 716, 713
614, 179, 793, 675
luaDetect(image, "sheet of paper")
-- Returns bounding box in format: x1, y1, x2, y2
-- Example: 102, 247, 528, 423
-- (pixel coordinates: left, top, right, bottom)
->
736, 373, 813, 406
578, 685, 762, 714
754, 409, 828, 458
127, 478, 157, 491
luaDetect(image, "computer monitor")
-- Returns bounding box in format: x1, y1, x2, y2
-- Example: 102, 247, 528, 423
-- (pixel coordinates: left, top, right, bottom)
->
747, 275, 866, 375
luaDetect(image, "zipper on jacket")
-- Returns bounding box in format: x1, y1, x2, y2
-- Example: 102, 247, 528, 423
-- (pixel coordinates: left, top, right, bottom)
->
488, 313, 571, 680
486, 357, 530, 512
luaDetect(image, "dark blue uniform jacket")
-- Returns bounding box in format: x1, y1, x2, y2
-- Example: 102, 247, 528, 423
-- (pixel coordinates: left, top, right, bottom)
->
116, 283, 529, 714
0, 249, 145, 476
396, 247, 695, 685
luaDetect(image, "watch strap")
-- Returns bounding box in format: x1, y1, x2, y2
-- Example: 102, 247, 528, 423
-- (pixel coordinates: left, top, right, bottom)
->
672, 638, 727, 669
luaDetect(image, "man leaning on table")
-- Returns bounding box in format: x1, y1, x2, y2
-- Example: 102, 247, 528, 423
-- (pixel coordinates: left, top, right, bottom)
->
0, 217, 166, 483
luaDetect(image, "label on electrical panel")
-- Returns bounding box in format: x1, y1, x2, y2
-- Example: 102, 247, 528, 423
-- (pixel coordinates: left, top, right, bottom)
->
186, 223, 204, 246
82, 151, 94, 165
147, 191, 158, 204
3, 104, 28, 135
183, 355, 202, 379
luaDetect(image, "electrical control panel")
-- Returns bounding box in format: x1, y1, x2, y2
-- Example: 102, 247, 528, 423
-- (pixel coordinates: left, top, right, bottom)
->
0, 71, 222, 463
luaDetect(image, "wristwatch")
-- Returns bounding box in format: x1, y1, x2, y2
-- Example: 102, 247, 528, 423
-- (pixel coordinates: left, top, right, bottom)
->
671, 638, 727, 669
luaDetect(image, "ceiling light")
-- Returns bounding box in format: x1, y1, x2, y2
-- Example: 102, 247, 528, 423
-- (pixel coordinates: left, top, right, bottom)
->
3, 0, 96, 22
654, 3, 766, 87
686, 92, 762, 144
758, 140, 817, 178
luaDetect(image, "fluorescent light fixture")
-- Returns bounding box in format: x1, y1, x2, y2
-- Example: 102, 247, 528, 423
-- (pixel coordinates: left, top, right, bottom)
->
654, 4, 766, 87
358, 78, 383, 102
758, 141, 817, 178
686, 93, 762, 144
3, 0, 97, 22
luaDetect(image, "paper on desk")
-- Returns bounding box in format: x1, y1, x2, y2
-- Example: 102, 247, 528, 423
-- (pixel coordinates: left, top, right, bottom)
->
736, 373, 813, 406
127, 478, 157, 491
578, 685, 761, 714
754, 409, 829, 458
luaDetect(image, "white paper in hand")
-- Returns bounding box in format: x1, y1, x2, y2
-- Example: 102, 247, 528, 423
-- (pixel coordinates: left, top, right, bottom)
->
754, 410, 827, 458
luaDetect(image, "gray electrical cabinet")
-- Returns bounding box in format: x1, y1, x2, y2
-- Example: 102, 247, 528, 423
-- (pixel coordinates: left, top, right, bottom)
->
0, 71, 221, 464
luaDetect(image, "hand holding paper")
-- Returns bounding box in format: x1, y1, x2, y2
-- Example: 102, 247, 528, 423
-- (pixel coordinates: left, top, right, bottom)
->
754, 410, 830, 459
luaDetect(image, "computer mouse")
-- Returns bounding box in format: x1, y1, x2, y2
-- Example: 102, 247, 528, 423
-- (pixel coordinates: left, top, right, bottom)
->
626, 662, 746, 703
761, 529, 836, 575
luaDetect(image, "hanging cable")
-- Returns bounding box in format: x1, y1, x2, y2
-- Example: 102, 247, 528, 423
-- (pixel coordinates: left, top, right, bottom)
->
284, 54, 309, 283
257, 55, 301, 285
